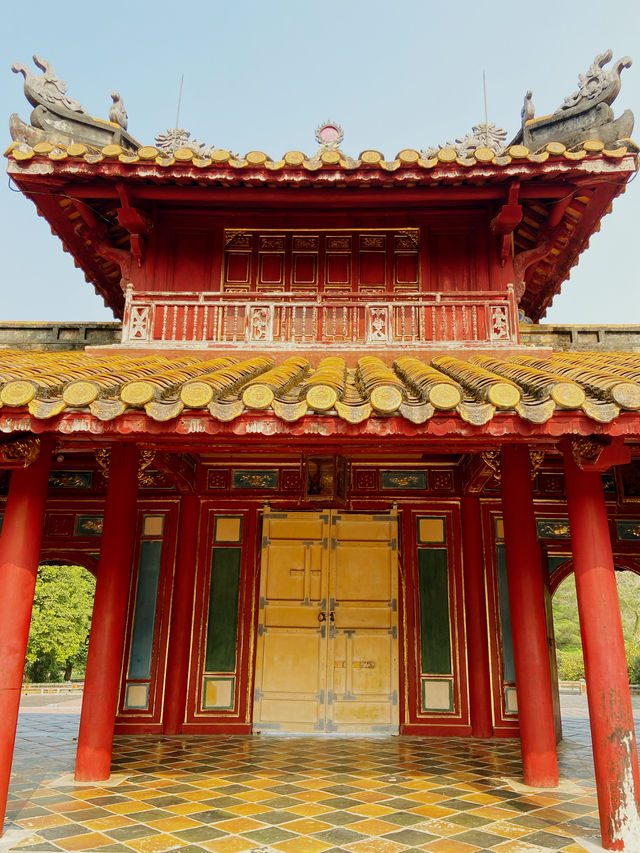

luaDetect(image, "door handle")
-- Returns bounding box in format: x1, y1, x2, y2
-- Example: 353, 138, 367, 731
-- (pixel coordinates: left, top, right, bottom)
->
329, 611, 335, 623
318, 611, 326, 622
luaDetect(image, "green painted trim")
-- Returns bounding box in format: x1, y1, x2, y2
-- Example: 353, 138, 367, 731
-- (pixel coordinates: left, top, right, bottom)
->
616, 520, 640, 541
421, 677, 454, 712
536, 518, 571, 539
418, 548, 452, 676
547, 555, 567, 577
232, 469, 279, 489
75, 514, 104, 536
124, 682, 150, 710
496, 544, 515, 684
416, 516, 447, 544
203, 675, 236, 709
381, 470, 427, 490
49, 471, 93, 489
205, 548, 241, 673
128, 540, 162, 680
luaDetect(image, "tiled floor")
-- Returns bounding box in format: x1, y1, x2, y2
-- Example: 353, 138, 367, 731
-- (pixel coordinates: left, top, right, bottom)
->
4, 698, 639, 853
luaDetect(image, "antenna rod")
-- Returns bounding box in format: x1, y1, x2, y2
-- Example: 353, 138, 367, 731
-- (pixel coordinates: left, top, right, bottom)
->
175, 74, 184, 129
483, 70, 489, 145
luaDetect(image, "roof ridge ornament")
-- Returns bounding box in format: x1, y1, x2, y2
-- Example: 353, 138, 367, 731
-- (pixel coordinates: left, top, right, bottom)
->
154, 127, 215, 158
512, 49, 634, 150
558, 50, 632, 113
10, 54, 140, 150
315, 120, 344, 151
12, 55, 88, 115
421, 122, 508, 160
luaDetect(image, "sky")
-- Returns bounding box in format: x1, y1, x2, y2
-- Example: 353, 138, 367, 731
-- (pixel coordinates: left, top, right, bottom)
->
1, 1, 639, 325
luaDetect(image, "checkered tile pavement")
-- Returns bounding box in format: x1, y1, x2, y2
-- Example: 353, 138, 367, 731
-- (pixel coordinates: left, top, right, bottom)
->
3, 709, 621, 853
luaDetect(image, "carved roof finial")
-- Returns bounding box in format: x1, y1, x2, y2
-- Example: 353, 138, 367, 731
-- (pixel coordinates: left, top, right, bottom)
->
12, 55, 88, 114
558, 49, 632, 112
315, 120, 344, 151
154, 127, 214, 158
513, 48, 634, 150
421, 122, 507, 160
10, 54, 140, 150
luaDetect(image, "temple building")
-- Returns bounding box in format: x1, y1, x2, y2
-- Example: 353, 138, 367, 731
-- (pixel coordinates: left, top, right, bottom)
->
2, 50, 640, 850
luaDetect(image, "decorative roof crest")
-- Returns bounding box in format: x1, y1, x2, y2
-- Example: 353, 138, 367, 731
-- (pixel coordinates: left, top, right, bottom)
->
12, 55, 88, 115
421, 121, 507, 160
10, 54, 140, 150
513, 49, 634, 150
557, 49, 632, 113
315, 120, 344, 151
154, 127, 214, 158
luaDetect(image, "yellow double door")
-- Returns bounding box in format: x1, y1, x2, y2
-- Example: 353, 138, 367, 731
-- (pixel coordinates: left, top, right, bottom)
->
253, 510, 399, 733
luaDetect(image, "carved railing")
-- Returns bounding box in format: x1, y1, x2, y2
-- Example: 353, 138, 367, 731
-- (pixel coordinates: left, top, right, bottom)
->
122, 286, 519, 348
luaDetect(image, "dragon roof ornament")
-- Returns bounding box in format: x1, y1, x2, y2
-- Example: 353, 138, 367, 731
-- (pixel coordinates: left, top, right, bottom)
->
558, 50, 631, 113
9, 55, 140, 151
513, 49, 634, 150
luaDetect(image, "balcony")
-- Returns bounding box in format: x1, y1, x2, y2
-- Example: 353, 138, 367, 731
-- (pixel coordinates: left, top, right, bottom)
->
121, 286, 519, 349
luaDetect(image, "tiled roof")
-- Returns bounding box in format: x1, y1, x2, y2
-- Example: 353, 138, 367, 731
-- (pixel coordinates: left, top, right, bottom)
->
1, 349, 640, 427
6, 138, 637, 172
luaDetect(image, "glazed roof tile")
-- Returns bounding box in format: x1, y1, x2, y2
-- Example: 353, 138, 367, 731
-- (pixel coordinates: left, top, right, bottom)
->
1, 349, 639, 428
6, 137, 637, 173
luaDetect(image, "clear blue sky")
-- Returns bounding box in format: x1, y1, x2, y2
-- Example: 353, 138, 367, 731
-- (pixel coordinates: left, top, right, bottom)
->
2, 2, 639, 324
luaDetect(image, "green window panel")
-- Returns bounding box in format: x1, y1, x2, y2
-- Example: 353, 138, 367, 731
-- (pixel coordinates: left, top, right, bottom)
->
418, 548, 452, 676
496, 544, 515, 683
205, 547, 241, 673
128, 540, 162, 680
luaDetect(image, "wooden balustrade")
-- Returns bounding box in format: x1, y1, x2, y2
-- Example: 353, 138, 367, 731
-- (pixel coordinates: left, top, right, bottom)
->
122, 287, 519, 348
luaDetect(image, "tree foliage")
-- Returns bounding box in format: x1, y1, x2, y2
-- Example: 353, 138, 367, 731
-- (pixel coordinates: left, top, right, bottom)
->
553, 570, 640, 682
25, 564, 95, 682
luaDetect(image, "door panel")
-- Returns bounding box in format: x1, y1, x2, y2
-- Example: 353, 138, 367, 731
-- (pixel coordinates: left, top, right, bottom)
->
254, 512, 328, 731
328, 513, 398, 733
254, 510, 398, 734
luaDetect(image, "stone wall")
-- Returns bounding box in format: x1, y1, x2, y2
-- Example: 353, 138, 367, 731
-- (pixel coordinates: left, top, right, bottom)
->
0, 322, 121, 350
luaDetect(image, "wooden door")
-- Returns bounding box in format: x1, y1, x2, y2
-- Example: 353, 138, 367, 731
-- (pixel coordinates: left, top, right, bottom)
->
253, 510, 398, 733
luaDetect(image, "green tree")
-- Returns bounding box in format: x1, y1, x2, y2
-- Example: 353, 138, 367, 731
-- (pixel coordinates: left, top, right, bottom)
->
552, 570, 640, 683
25, 564, 95, 682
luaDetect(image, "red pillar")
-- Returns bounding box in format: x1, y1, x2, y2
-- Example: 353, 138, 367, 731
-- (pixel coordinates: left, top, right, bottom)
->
461, 495, 493, 738
0, 441, 52, 834
75, 443, 138, 782
163, 494, 200, 734
501, 444, 558, 787
564, 451, 640, 850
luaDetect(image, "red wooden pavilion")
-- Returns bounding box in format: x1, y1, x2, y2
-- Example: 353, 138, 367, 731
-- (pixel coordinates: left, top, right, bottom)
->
2, 51, 640, 849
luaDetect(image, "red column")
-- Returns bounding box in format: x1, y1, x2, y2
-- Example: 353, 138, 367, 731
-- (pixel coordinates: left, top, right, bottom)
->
461, 495, 493, 738
564, 451, 640, 850
0, 441, 52, 834
75, 443, 138, 782
163, 495, 200, 734
501, 444, 558, 787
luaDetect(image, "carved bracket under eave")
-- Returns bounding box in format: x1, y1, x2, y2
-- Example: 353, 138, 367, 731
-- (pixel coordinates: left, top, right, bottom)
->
115, 183, 153, 267
150, 452, 197, 494
512, 239, 554, 302
94, 242, 133, 290
490, 182, 523, 266
462, 447, 546, 494
565, 436, 630, 472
